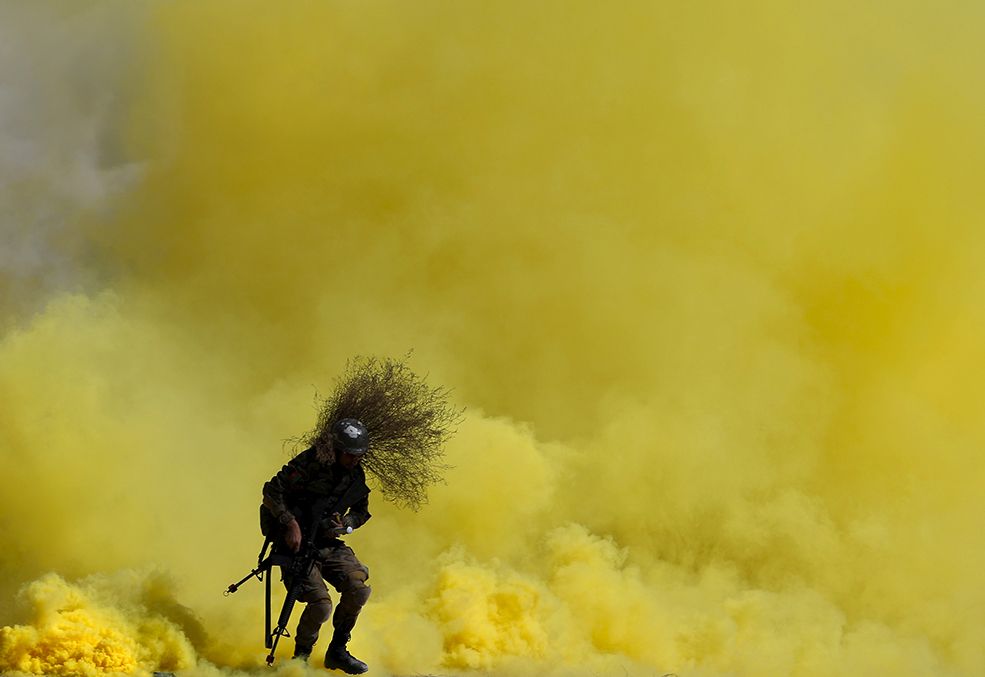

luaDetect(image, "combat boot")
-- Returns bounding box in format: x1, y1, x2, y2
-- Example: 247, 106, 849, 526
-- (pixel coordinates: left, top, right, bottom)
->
292, 643, 312, 663
324, 632, 368, 674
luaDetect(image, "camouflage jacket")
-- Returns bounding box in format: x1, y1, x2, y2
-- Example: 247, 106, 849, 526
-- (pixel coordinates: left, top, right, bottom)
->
261, 446, 371, 540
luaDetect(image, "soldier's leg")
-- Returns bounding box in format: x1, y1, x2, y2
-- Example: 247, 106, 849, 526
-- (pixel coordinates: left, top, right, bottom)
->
283, 563, 333, 659
320, 544, 371, 673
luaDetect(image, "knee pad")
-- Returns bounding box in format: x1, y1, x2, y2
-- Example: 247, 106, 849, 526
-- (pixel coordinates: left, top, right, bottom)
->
307, 596, 333, 624
349, 567, 369, 585
342, 565, 369, 590
342, 583, 371, 608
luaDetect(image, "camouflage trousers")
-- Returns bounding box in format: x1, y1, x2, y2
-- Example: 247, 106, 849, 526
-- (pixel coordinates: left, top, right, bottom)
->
283, 541, 371, 652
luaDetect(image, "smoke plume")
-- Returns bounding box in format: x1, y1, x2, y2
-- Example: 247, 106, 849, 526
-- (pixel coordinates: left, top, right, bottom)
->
2, 2, 984, 676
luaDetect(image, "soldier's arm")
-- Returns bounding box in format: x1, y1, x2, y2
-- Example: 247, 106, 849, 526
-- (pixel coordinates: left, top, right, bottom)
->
262, 449, 313, 526
344, 493, 371, 530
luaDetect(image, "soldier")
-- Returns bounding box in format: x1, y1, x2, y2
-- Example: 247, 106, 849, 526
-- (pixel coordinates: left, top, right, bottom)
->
255, 355, 462, 671
261, 418, 374, 673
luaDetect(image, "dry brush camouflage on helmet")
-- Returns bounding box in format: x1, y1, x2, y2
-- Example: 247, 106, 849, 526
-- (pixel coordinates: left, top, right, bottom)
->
292, 355, 464, 510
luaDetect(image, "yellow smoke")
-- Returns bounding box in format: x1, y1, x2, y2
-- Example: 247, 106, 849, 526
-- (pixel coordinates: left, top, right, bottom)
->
2, 1, 985, 676
0, 572, 196, 676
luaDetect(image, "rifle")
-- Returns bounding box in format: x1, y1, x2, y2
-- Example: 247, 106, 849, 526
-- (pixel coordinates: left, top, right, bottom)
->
224, 480, 369, 666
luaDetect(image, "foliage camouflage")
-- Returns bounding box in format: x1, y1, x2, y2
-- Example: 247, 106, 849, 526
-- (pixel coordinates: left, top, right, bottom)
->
293, 355, 463, 510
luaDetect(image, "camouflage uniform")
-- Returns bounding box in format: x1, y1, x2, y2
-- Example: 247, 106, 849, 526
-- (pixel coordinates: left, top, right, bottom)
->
261, 446, 372, 655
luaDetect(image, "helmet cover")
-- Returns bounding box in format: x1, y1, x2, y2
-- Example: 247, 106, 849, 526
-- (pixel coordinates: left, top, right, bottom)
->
331, 418, 369, 455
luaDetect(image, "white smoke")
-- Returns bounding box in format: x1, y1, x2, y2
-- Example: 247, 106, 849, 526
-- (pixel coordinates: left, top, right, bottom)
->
0, 1, 144, 318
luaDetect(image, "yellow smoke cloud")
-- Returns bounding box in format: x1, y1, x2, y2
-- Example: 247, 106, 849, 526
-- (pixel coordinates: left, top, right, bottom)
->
2, 1, 985, 676
0, 572, 195, 676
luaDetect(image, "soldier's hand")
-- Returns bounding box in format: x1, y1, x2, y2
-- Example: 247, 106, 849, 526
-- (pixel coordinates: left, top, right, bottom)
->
285, 519, 302, 552
330, 512, 345, 533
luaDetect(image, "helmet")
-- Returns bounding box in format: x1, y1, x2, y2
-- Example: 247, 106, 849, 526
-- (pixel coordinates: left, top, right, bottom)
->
331, 418, 369, 455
